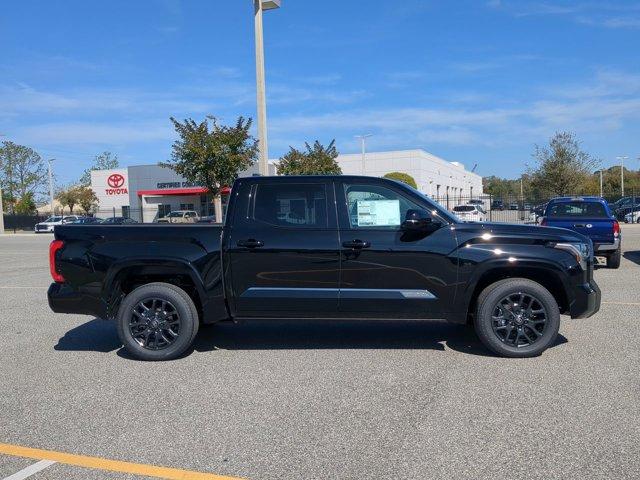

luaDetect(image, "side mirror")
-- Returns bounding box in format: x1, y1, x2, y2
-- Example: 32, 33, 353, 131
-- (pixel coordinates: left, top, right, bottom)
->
402, 209, 440, 231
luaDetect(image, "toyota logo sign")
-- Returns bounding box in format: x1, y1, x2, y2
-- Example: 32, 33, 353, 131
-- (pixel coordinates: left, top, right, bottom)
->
107, 174, 125, 188
105, 173, 128, 195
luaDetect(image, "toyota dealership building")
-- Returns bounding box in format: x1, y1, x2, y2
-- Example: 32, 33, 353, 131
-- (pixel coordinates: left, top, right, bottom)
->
90, 149, 482, 222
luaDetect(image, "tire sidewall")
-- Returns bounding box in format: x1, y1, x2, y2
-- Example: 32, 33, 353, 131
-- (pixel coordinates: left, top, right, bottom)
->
116, 283, 198, 361
475, 279, 560, 357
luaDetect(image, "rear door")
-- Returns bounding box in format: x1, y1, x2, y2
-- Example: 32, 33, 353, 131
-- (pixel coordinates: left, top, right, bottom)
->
225, 178, 340, 317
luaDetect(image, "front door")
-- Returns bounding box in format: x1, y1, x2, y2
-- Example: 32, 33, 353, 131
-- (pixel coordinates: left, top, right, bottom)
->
336, 179, 458, 318
226, 179, 340, 317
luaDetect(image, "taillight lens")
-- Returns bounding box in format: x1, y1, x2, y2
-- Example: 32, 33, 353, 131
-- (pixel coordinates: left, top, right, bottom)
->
49, 240, 65, 283
613, 220, 620, 237
540, 217, 547, 226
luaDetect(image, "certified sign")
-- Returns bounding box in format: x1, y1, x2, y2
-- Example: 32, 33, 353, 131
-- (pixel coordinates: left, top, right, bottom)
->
105, 173, 128, 195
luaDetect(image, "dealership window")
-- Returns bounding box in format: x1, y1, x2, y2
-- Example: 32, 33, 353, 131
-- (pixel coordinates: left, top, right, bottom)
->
158, 204, 171, 218
121, 206, 130, 218
180, 203, 195, 211
253, 183, 327, 228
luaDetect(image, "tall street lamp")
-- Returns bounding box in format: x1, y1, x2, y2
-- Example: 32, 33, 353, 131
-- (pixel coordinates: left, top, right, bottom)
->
617, 156, 628, 197
254, 0, 280, 176
354, 134, 372, 175
48, 159, 55, 215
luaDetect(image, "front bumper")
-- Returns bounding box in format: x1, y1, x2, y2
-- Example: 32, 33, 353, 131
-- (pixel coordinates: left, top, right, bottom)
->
594, 238, 620, 253
569, 281, 601, 319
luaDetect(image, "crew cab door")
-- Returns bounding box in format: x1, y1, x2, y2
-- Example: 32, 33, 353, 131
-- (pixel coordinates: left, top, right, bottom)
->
336, 179, 458, 318
225, 179, 340, 317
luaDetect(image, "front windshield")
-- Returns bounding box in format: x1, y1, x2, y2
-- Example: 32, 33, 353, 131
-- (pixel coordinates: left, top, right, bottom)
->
394, 181, 459, 223
168, 212, 183, 217
45, 216, 62, 222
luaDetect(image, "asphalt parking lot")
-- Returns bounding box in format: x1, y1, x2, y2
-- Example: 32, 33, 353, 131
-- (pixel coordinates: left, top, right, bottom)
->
1, 228, 639, 480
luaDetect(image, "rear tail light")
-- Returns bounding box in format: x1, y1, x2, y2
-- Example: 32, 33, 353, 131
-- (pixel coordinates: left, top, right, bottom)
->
540, 217, 547, 226
613, 220, 620, 237
49, 240, 65, 283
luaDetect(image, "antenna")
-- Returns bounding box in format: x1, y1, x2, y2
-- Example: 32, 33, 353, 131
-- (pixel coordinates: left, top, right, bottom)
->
471, 163, 478, 173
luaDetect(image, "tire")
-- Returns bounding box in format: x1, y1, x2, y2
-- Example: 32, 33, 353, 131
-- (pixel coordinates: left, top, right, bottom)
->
607, 248, 621, 269
474, 278, 560, 358
116, 282, 199, 361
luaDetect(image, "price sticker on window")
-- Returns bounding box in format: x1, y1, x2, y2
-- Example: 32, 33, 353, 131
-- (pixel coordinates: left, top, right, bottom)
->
356, 199, 401, 226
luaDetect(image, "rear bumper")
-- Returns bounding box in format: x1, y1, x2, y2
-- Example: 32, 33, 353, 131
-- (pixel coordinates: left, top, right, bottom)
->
569, 281, 601, 319
48, 283, 106, 318
594, 238, 620, 253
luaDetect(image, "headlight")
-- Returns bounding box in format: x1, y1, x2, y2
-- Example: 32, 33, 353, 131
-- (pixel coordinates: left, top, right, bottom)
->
553, 242, 590, 270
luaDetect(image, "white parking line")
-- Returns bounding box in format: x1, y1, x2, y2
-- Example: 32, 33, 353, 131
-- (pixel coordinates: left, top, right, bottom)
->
602, 301, 640, 306
2, 460, 56, 480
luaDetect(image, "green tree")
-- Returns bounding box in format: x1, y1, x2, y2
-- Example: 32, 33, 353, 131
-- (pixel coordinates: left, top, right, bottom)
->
163, 116, 257, 197
14, 192, 36, 214
528, 132, 599, 196
277, 140, 341, 175
0, 141, 47, 213
76, 186, 98, 214
79, 151, 119, 186
383, 172, 417, 189
56, 186, 81, 214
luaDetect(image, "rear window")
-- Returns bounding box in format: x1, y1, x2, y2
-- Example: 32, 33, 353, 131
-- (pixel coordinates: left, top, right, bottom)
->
453, 206, 475, 212
547, 202, 608, 218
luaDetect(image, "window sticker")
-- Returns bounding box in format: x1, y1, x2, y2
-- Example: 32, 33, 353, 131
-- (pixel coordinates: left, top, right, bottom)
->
356, 199, 401, 226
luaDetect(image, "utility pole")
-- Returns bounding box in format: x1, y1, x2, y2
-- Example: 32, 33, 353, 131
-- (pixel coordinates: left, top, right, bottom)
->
253, 0, 280, 176
0, 188, 4, 234
617, 156, 628, 197
599, 170, 603, 198
48, 159, 55, 215
354, 134, 372, 175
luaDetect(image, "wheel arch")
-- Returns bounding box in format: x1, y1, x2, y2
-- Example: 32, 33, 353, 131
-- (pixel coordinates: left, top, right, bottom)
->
462, 264, 569, 324
103, 259, 207, 322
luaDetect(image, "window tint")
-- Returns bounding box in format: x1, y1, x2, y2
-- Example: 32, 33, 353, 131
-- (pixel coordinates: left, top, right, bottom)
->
548, 202, 608, 218
253, 183, 328, 228
344, 183, 421, 229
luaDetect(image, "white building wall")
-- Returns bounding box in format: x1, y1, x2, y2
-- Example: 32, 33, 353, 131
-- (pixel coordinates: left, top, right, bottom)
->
336, 149, 483, 199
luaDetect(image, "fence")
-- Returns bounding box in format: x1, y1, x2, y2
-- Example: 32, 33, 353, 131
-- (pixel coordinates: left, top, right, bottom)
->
429, 190, 638, 224
3, 190, 638, 231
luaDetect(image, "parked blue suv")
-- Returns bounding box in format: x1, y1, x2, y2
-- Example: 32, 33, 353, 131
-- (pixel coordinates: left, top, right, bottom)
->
541, 197, 621, 268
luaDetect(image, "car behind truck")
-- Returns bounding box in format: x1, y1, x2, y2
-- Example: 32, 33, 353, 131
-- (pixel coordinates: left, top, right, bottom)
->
48, 176, 600, 360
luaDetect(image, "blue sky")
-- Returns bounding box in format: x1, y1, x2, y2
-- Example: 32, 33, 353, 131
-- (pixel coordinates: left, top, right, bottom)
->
1, 0, 639, 185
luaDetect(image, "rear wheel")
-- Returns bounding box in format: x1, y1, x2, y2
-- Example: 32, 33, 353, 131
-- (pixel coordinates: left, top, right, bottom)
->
116, 282, 199, 361
474, 278, 560, 358
607, 248, 621, 269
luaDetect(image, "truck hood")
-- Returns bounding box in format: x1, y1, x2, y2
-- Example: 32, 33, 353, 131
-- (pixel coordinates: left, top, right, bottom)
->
454, 221, 589, 244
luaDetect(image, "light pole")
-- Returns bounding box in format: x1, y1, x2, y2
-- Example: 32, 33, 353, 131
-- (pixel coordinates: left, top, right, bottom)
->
253, 0, 280, 176
598, 169, 603, 198
48, 159, 55, 215
354, 134, 372, 175
617, 156, 628, 197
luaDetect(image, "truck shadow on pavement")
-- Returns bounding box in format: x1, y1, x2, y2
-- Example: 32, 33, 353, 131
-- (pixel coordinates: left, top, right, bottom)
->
54, 318, 568, 359
623, 250, 640, 266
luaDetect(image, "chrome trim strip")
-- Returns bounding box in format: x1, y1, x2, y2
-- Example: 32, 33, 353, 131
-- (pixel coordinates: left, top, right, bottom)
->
241, 287, 436, 300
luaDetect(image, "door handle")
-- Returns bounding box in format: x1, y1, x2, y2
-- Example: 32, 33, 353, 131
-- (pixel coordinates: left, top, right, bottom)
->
574, 224, 585, 228
342, 239, 370, 249
237, 239, 264, 248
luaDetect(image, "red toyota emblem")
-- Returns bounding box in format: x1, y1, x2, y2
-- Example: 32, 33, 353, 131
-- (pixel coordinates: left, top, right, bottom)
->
107, 174, 125, 188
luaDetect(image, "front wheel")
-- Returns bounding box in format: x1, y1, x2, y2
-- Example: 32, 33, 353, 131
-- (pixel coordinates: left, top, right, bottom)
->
116, 282, 199, 361
474, 278, 560, 358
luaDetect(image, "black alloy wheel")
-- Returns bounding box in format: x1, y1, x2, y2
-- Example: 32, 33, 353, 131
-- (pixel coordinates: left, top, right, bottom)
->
130, 298, 181, 350
491, 292, 547, 347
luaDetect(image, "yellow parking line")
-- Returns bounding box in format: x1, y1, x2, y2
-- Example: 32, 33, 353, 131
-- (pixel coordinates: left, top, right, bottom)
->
0, 443, 244, 480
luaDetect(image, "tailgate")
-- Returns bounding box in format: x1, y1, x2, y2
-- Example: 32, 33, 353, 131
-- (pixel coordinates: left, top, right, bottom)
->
546, 218, 614, 244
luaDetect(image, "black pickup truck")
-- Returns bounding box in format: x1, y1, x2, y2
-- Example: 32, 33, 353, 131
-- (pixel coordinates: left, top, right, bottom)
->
48, 175, 600, 360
